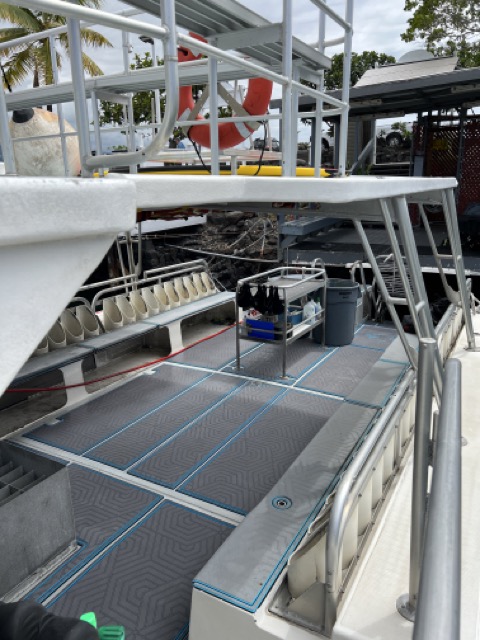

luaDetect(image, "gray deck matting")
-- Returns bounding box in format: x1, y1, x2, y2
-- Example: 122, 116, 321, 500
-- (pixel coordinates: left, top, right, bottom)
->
86, 374, 241, 469
29, 465, 161, 603
297, 344, 384, 398
170, 326, 257, 370
180, 389, 342, 514
26, 365, 206, 454
382, 332, 418, 364
348, 360, 407, 407
48, 501, 232, 640
228, 338, 329, 382
195, 402, 377, 611
352, 324, 398, 350
130, 381, 282, 487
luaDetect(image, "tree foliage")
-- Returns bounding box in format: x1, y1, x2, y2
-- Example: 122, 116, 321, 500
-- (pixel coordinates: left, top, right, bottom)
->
324, 51, 396, 90
0, 1, 111, 88
301, 51, 395, 125
98, 52, 165, 126
402, 0, 480, 67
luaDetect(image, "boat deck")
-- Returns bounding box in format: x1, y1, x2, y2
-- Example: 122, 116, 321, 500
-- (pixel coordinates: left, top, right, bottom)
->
333, 315, 480, 640
6, 323, 411, 639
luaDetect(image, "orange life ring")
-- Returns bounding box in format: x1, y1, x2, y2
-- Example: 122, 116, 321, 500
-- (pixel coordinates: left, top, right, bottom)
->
177, 33, 273, 150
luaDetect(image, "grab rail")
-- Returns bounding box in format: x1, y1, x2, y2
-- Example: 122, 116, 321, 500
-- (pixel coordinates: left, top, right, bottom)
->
0, 0, 179, 174
413, 358, 461, 640
0, 0, 353, 176
324, 370, 415, 634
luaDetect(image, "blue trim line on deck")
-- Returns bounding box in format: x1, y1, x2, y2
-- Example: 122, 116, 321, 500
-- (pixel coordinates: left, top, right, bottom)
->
88, 380, 249, 470
130, 385, 286, 489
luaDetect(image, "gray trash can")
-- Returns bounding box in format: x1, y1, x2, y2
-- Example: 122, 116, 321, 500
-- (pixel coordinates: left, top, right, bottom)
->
323, 279, 360, 346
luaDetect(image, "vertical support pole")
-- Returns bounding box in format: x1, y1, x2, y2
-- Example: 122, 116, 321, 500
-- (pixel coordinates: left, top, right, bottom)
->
126, 94, 138, 173
208, 56, 220, 175
337, 0, 353, 176
370, 118, 376, 166
291, 66, 299, 171
152, 39, 162, 134
455, 107, 466, 191
282, 286, 288, 378
397, 338, 436, 621
67, 18, 92, 177
235, 283, 241, 371
313, 9, 326, 178
122, 31, 130, 75
281, 0, 294, 177
409, 338, 435, 607
0, 82, 16, 174
442, 188, 476, 350
49, 35, 69, 176
91, 90, 104, 174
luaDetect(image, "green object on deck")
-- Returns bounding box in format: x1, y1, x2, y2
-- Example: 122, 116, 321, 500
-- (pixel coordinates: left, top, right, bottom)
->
98, 626, 126, 640
80, 612, 98, 628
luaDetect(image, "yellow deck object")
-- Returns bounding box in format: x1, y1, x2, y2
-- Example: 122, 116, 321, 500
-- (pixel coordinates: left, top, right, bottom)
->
96, 166, 332, 178
237, 165, 332, 178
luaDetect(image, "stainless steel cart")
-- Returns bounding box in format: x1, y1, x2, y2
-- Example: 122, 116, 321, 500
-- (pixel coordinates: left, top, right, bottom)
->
235, 266, 327, 378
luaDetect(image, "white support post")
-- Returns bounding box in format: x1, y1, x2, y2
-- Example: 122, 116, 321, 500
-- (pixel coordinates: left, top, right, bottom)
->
314, 8, 326, 178
66, 18, 93, 177
208, 56, 220, 175
49, 35, 69, 176
0, 83, 16, 174
337, 0, 353, 176
281, 0, 294, 177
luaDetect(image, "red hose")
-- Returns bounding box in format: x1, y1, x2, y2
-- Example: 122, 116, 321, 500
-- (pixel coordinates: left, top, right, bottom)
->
5, 323, 236, 394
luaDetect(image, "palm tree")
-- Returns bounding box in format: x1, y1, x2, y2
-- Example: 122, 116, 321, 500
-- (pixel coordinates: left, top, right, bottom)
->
0, 1, 112, 89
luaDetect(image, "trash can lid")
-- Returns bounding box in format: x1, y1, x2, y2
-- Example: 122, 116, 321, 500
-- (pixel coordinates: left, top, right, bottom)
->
327, 278, 359, 289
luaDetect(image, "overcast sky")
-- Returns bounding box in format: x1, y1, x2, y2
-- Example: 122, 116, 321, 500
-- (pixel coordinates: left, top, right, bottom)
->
7, 0, 422, 143
96, 0, 417, 75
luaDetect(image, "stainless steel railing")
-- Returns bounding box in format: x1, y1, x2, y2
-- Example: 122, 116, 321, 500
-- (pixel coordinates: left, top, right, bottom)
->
324, 370, 415, 634
413, 358, 461, 640
0, 0, 353, 177
324, 302, 463, 636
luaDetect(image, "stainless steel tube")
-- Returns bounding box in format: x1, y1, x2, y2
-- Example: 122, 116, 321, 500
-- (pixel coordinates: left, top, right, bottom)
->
281, 0, 294, 177
325, 371, 415, 634
208, 56, 220, 175
442, 188, 476, 350
1, 0, 168, 40
409, 338, 436, 610
413, 358, 461, 640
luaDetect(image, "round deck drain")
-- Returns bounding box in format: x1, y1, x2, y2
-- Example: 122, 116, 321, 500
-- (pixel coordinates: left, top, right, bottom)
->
272, 496, 292, 510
